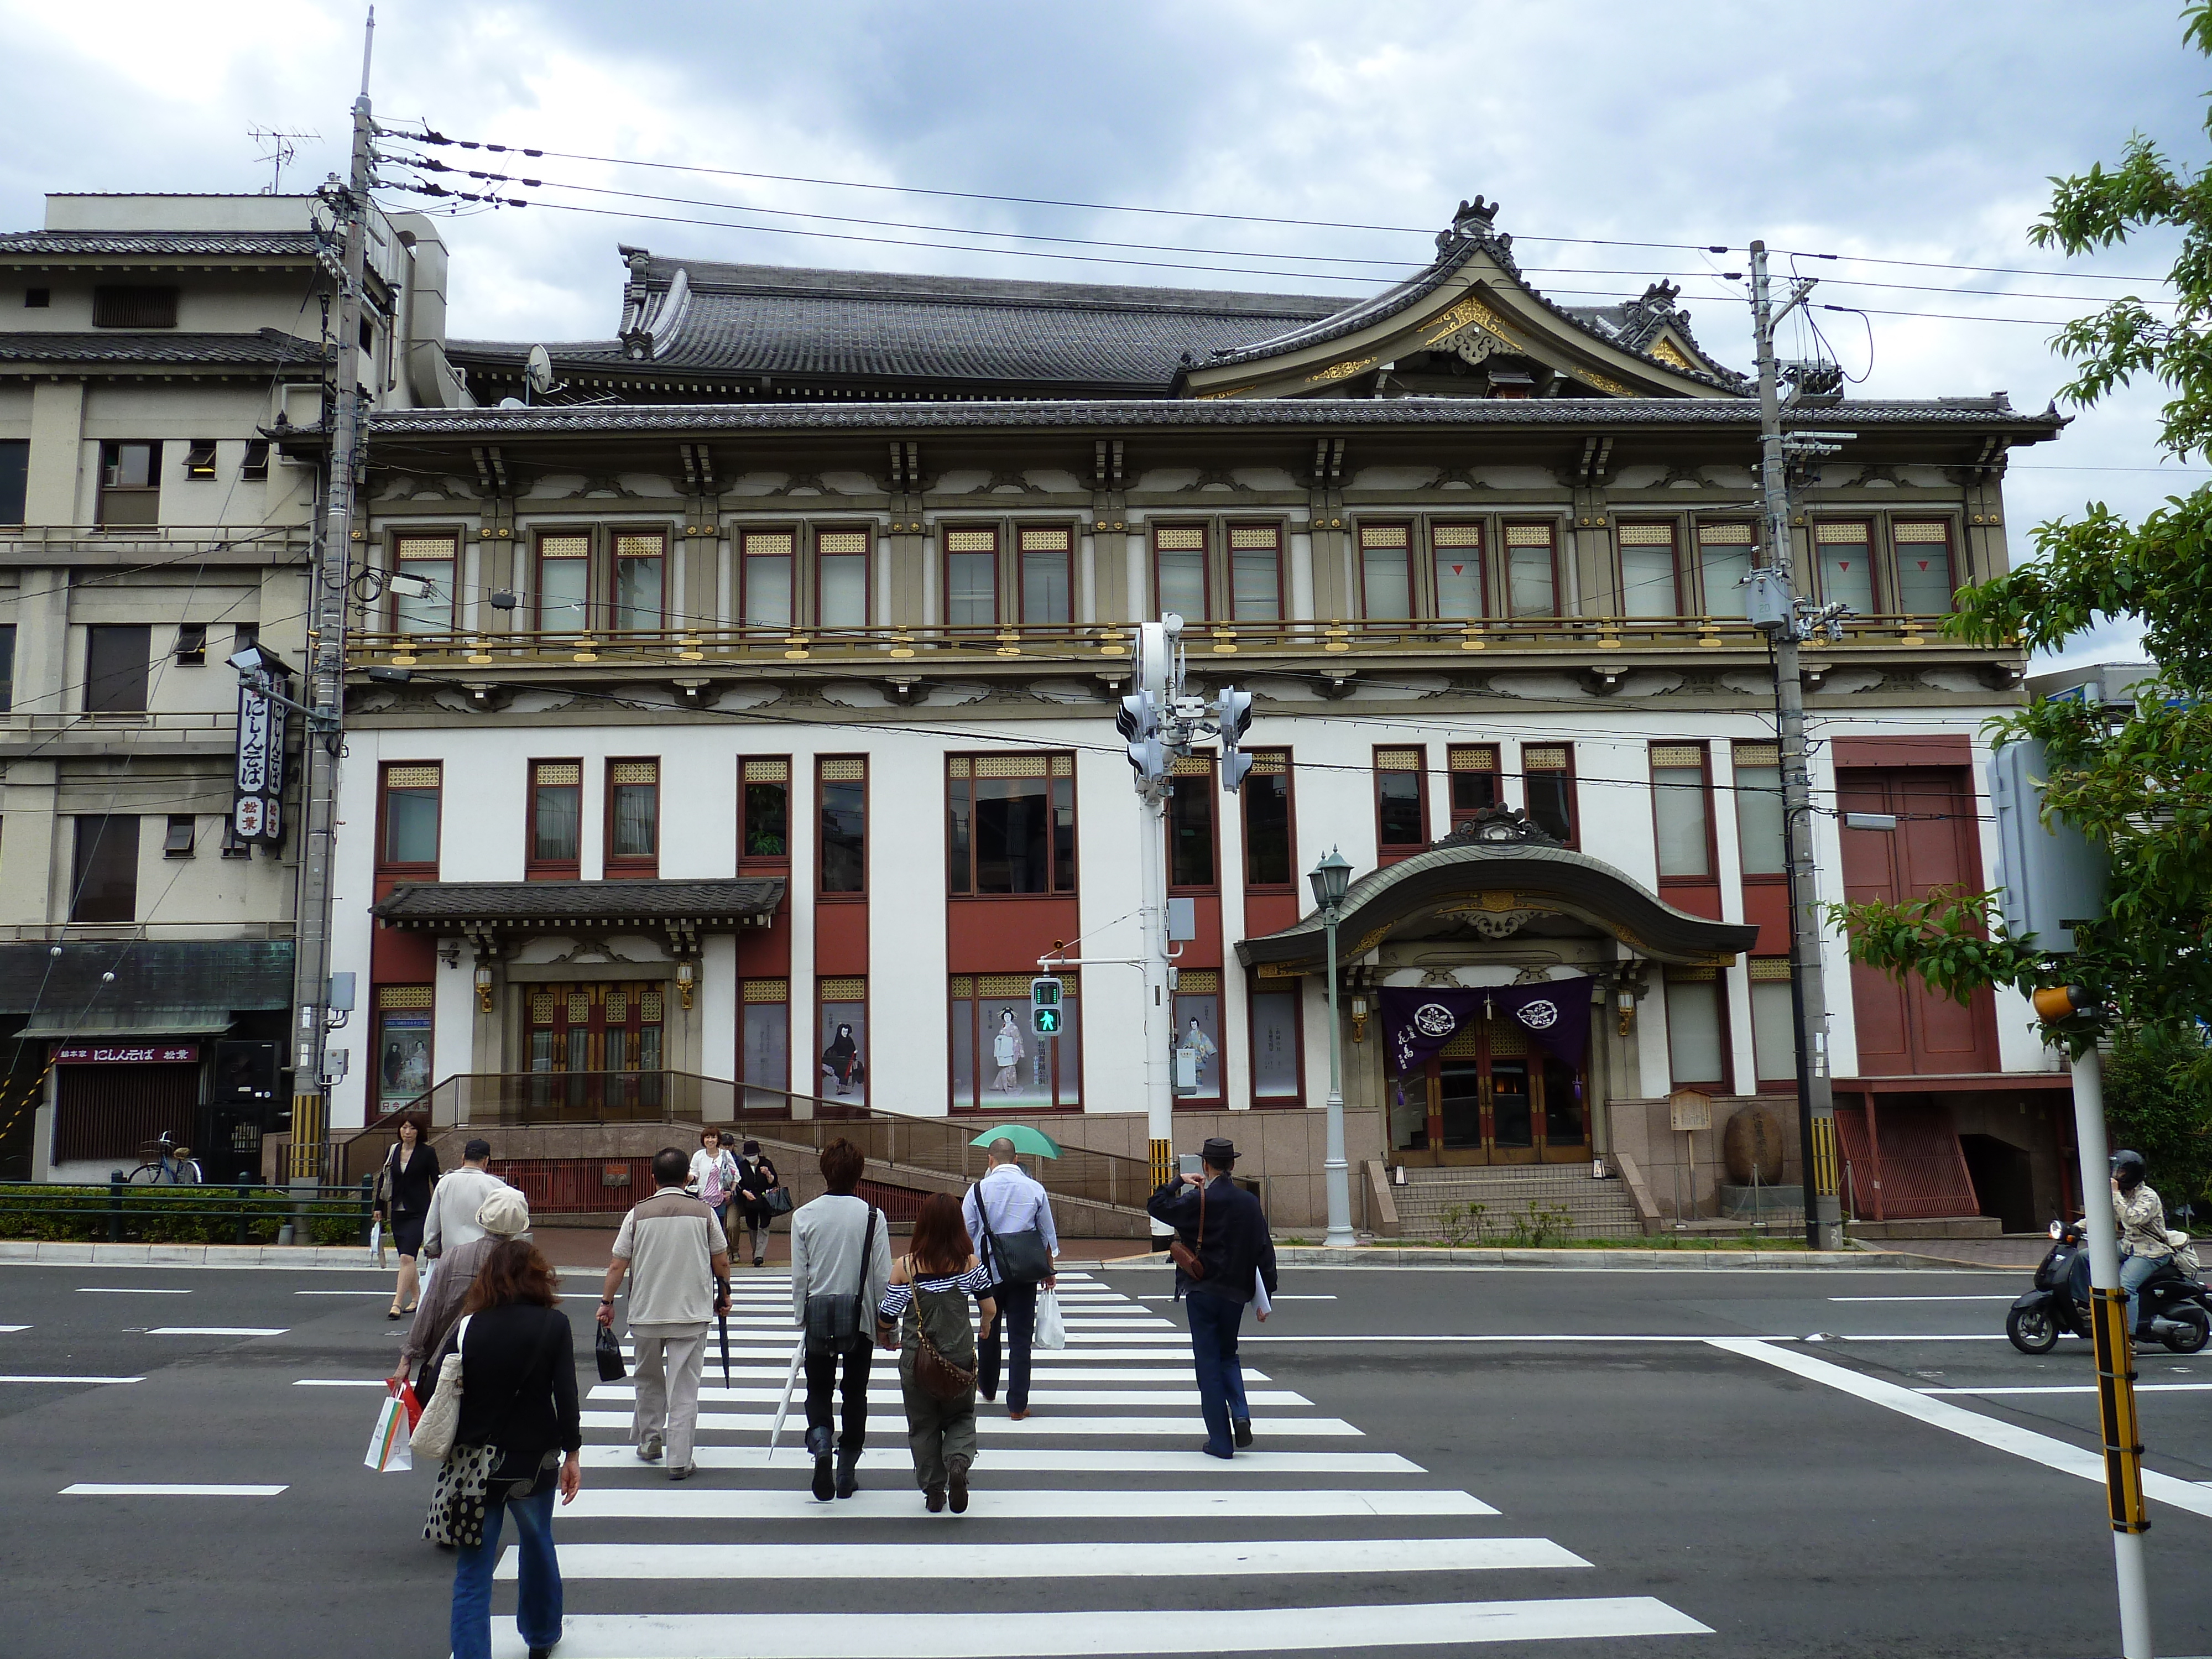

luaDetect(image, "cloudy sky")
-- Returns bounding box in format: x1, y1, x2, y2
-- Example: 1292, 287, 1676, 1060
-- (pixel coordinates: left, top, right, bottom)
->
4, 0, 2204, 663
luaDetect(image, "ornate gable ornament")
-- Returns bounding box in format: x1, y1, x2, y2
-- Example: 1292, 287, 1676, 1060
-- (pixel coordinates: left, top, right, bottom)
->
1430, 806, 1560, 849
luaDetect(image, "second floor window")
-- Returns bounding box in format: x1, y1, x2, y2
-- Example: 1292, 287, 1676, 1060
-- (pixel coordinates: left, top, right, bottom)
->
1020, 526, 1072, 624
0, 439, 26, 526
1524, 744, 1576, 845
1816, 521, 1875, 613
607, 759, 659, 874
1228, 523, 1282, 620
1893, 520, 1957, 614
1505, 523, 1557, 616
380, 764, 441, 869
1360, 523, 1412, 618
536, 532, 590, 630
948, 753, 1076, 895
71, 815, 139, 923
1168, 756, 1217, 890
1449, 744, 1500, 822
1433, 523, 1484, 618
740, 757, 791, 863
1619, 523, 1679, 618
744, 531, 795, 630
945, 527, 998, 626
1241, 750, 1293, 889
1651, 743, 1712, 879
529, 760, 582, 876
817, 529, 870, 629
85, 624, 150, 712
1154, 525, 1206, 620
1733, 742, 1787, 878
1699, 523, 1754, 618
1375, 747, 1427, 855
393, 533, 456, 634
818, 756, 866, 895
98, 441, 161, 528
613, 531, 664, 631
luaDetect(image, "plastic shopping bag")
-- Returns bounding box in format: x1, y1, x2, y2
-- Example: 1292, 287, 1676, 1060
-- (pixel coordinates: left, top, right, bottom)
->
1253, 1270, 1272, 1319
365, 1383, 414, 1473
1034, 1286, 1067, 1350
369, 1219, 384, 1267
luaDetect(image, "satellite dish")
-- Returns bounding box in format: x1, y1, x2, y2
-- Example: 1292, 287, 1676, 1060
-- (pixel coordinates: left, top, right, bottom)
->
497, 397, 526, 410
525, 344, 556, 399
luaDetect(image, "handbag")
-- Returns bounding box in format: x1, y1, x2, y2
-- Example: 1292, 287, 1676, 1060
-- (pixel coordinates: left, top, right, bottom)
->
973, 1183, 1051, 1286
594, 1322, 627, 1383
765, 1184, 795, 1216
802, 1205, 877, 1353
1168, 1180, 1207, 1282
410, 1314, 471, 1464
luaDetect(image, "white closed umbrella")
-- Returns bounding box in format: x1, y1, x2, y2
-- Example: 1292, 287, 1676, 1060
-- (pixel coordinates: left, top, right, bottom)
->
764, 1338, 805, 1461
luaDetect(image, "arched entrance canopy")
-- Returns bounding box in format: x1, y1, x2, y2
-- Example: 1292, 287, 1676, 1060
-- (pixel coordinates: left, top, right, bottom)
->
1234, 831, 1756, 975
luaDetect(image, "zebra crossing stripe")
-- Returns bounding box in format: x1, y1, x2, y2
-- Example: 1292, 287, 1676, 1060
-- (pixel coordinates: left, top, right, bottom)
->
483, 1598, 1710, 1654
506, 1536, 1589, 1581
578, 1411, 1359, 1438
574, 1446, 1425, 1475
598, 1364, 1264, 1384
560, 1487, 1494, 1521
587, 1383, 1312, 1408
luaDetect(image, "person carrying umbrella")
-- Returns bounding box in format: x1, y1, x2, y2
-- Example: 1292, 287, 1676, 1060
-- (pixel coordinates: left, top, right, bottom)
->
962, 1131, 1058, 1420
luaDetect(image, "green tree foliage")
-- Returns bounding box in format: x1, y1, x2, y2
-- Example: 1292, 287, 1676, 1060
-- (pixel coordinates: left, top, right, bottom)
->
1834, 6, 2212, 1116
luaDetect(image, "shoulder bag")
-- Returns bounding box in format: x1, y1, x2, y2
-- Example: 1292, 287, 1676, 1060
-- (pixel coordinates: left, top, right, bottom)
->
764, 1167, 795, 1216
908, 1260, 980, 1401
410, 1314, 472, 1464
1168, 1181, 1207, 1282
803, 1204, 878, 1354
973, 1180, 1051, 1285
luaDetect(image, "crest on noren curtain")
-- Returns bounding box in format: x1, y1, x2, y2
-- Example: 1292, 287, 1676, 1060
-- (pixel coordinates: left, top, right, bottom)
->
1381, 977, 1593, 1074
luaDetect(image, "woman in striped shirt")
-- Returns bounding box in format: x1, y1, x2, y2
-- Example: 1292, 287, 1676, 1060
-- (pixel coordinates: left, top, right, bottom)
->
877, 1193, 997, 1513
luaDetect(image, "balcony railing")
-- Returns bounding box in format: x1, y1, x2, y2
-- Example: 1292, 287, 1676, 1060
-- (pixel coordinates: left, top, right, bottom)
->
348, 612, 1971, 672
336, 1071, 1154, 1213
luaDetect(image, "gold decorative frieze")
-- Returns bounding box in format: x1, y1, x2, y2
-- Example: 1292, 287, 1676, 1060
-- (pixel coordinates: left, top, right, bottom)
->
1307, 356, 1379, 385
1647, 338, 1694, 371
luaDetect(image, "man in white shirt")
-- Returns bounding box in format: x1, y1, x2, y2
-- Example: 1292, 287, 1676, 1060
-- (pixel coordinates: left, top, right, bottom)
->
421, 1138, 505, 1260
599, 1147, 731, 1481
963, 1137, 1058, 1419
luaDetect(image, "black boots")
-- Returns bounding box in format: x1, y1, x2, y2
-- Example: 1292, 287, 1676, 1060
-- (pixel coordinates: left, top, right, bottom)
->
834, 1446, 861, 1499
947, 1453, 972, 1514
806, 1426, 834, 1502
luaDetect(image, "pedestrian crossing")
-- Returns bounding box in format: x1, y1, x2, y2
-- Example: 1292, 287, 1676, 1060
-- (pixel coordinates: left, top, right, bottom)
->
503, 1269, 1708, 1657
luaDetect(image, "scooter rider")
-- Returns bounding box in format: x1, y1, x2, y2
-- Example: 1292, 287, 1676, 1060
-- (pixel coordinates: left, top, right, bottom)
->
2112, 1150, 2173, 1335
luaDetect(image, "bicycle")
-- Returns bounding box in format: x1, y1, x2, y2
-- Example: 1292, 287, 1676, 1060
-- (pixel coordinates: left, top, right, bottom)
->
123, 1135, 204, 1186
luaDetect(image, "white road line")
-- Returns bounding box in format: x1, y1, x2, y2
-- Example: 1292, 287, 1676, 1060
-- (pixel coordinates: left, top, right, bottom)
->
293, 1378, 390, 1388
1918, 1383, 2212, 1397
75, 1287, 192, 1295
61, 1495, 285, 1504
0, 1374, 142, 1384
562, 1487, 1494, 1521
507, 1536, 1589, 1582
587, 1383, 1313, 1408
578, 1410, 1360, 1438
576, 1446, 1424, 1475
0, 1325, 26, 1333
1709, 1337, 2212, 1522
1825, 1334, 2014, 1343
142, 1326, 286, 1337
294, 1289, 395, 1296
1828, 1295, 2018, 1302
481, 1599, 1708, 1655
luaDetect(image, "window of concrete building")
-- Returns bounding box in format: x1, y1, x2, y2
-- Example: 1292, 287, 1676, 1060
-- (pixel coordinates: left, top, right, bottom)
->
816, 528, 870, 629
393, 533, 456, 634
1504, 522, 1557, 617
1241, 750, 1294, 889
1228, 523, 1282, 620
375, 985, 435, 1108
951, 972, 1079, 1112
1815, 520, 1876, 613
1374, 746, 1428, 860
818, 979, 868, 1105
0, 624, 19, 713
97, 441, 161, 528
1359, 523, 1412, 619
740, 757, 790, 865
1733, 742, 1787, 878
528, 760, 582, 878
1698, 522, 1755, 618
1019, 525, 1072, 625
71, 815, 139, 923
1523, 744, 1577, 846
742, 530, 795, 631
534, 531, 591, 631
947, 753, 1076, 895
612, 529, 665, 631
1172, 968, 1224, 1106
1665, 967, 1729, 1087
1449, 744, 1500, 823
174, 622, 206, 666
607, 759, 659, 876
163, 815, 196, 858
1250, 987, 1303, 1105
241, 440, 270, 483
84, 624, 150, 712
0, 439, 26, 525
1892, 520, 1958, 615
1651, 744, 1713, 879
1152, 524, 1207, 620
1618, 522, 1680, 618
1167, 755, 1216, 891
183, 440, 218, 479
818, 755, 867, 896
1432, 523, 1485, 619
379, 763, 441, 870
92, 285, 177, 328
742, 978, 790, 1108
23, 288, 48, 308
943, 526, 998, 627
1749, 957, 1798, 1088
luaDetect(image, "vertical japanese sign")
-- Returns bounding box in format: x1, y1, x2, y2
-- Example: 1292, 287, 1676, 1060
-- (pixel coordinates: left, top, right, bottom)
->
233, 676, 288, 843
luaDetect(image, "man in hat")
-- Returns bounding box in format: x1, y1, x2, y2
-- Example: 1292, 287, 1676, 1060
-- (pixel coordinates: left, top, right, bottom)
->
389, 1184, 533, 1407
1146, 1136, 1279, 1460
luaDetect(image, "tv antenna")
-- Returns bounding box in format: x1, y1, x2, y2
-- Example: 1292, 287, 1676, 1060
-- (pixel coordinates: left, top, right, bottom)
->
249, 127, 321, 195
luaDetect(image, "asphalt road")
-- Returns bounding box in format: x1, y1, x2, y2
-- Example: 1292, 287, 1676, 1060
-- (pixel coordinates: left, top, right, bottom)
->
1, 1255, 2207, 1658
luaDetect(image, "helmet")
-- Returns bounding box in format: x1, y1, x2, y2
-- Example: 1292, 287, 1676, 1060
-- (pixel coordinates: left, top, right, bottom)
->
2112, 1150, 2147, 1192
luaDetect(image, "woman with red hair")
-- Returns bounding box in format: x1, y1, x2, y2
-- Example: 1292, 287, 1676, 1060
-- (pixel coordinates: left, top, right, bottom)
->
877, 1192, 996, 1512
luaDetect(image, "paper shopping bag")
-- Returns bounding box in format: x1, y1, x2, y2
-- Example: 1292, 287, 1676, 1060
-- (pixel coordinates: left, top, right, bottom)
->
1034, 1286, 1067, 1350
366, 1384, 414, 1472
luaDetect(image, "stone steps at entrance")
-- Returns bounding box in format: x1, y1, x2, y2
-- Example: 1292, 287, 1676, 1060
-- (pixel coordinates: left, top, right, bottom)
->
1391, 1166, 1645, 1240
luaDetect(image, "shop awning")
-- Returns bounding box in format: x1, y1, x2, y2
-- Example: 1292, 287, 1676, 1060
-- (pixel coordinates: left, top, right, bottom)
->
18, 1006, 235, 1039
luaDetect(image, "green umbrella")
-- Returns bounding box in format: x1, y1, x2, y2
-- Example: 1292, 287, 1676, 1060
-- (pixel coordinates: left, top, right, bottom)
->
968, 1123, 1062, 1159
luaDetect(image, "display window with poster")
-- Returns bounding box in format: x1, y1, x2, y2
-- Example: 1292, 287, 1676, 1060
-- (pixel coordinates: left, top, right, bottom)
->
1248, 985, 1305, 1107
817, 978, 868, 1106
374, 986, 435, 1108
1171, 970, 1224, 1107
950, 973, 1081, 1113
742, 978, 790, 1108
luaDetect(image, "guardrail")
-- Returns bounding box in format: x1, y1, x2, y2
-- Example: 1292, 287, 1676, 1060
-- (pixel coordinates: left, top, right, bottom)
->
0, 1176, 376, 1247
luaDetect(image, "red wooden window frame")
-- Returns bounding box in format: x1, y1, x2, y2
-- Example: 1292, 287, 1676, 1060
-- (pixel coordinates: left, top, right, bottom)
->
604, 757, 660, 879
526, 758, 583, 881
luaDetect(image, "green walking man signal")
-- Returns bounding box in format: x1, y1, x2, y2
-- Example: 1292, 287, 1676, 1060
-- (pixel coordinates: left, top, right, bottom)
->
1030, 975, 1063, 1037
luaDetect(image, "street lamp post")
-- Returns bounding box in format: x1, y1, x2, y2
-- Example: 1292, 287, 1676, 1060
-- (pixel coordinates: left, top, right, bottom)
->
1308, 847, 1355, 1248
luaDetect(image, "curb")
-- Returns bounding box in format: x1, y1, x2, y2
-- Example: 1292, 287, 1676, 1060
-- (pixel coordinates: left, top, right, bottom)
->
0, 1240, 382, 1269
1102, 1245, 1963, 1271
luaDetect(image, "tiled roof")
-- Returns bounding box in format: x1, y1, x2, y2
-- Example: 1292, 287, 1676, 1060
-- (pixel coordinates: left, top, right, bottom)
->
368, 393, 2054, 439
0, 329, 328, 368
373, 878, 787, 927
0, 230, 324, 259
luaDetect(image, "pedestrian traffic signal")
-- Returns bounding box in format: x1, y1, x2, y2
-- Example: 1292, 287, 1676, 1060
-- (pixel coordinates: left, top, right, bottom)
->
1032, 1006, 1061, 1036
1030, 975, 1063, 1037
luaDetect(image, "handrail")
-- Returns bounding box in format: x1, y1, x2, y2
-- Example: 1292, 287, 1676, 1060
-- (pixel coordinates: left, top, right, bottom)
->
347, 611, 1971, 670
335, 1071, 1153, 1211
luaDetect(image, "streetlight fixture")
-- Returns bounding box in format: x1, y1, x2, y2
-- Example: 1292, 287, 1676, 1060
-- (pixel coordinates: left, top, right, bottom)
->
1307, 846, 1356, 1248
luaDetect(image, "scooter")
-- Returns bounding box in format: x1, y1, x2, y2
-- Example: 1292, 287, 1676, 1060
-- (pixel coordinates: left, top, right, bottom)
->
2007, 1218, 2212, 1355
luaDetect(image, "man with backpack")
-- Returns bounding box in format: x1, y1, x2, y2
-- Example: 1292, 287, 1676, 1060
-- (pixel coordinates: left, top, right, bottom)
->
963, 1136, 1058, 1419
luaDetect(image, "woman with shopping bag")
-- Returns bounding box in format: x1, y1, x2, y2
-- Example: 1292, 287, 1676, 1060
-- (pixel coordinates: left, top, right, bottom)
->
875, 1192, 995, 1514
420, 1238, 581, 1659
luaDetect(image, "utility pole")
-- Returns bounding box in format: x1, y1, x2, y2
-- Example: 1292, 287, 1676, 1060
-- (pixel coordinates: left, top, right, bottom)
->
287, 8, 374, 1181
1746, 240, 1845, 1251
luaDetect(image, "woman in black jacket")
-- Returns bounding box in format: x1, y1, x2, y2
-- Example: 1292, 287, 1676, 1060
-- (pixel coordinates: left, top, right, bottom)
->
438, 1239, 582, 1659
730, 1138, 782, 1268
371, 1116, 440, 1318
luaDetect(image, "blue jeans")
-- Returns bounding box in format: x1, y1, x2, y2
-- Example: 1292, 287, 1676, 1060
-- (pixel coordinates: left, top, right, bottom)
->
451, 1481, 561, 1659
2121, 1253, 2163, 1333
1185, 1288, 1249, 1455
